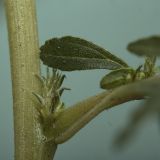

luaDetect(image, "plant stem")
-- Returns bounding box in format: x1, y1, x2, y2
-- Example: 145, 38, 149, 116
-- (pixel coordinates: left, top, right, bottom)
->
54, 76, 160, 144
5, 0, 42, 159
40, 141, 57, 160
55, 88, 143, 144
53, 91, 110, 137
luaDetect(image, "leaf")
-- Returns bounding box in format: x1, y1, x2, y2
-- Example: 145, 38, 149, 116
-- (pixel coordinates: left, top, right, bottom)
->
40, 36, 128, 71
127, 35, 160, 56
61, 36, 128, 67
100, 68, 135, 89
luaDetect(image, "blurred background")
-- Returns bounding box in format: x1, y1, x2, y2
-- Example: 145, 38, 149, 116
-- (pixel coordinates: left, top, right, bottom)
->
1, 0, 160, 159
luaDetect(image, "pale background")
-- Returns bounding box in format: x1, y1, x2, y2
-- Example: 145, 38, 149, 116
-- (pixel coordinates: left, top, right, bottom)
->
1, 0, 160, 159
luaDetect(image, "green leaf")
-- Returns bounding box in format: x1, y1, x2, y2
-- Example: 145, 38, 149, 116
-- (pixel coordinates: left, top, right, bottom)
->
127, 35, 160, 56
100, 68, 135, 89
40, 36, 128, 71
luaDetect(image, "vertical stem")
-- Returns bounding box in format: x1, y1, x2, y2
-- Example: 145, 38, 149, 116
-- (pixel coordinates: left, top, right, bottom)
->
40, 141, 57, 160
5, 0, 41, 159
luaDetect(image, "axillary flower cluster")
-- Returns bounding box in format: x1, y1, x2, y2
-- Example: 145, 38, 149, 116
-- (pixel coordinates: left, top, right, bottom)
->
33, 68, 68, 141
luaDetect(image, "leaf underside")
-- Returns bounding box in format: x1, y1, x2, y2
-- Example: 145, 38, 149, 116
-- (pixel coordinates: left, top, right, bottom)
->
40, 36, 128, 71
127, 36, 160, 56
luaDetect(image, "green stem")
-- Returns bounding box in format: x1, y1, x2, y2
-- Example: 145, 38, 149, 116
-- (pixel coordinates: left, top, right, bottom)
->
53, 91, 109, 138
5, 0, 48, 159
54, 76, 160, 144
40, 141, 57, 160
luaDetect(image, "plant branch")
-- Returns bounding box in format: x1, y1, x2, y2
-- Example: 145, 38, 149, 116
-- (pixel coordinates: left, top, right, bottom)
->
54, 76, 160, 144
51, 91, 109, 138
